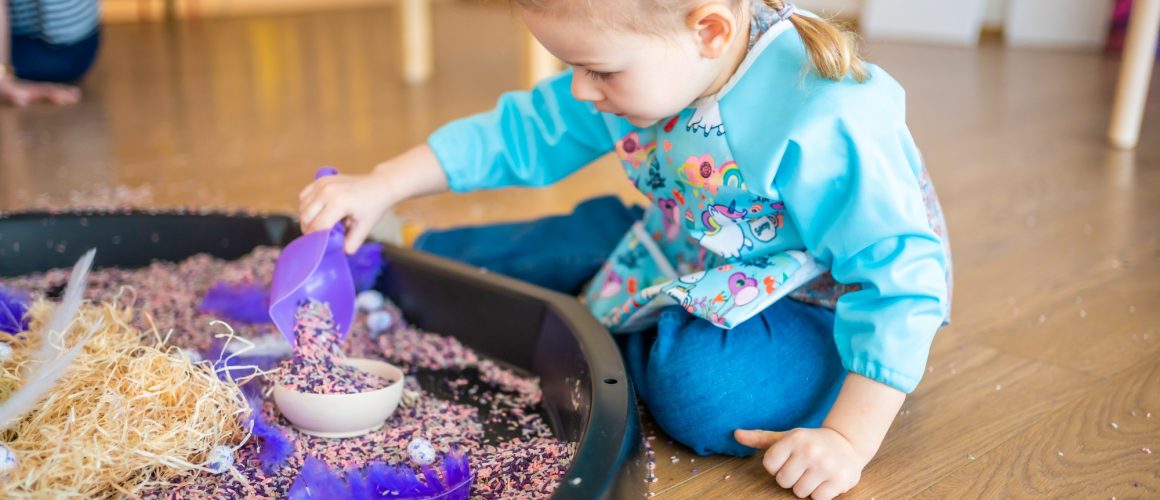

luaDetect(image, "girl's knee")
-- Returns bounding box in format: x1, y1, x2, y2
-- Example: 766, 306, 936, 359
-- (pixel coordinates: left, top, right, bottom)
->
648, 395, 755, 457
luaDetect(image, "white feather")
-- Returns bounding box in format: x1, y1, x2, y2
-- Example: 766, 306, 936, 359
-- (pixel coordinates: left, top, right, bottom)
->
0, 249, 98, 432
36, 249, 95, 365
0, 320, 101, 431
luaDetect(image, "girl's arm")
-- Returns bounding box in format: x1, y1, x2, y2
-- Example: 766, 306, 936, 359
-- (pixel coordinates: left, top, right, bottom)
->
821, 373, 905, 464
300, 69, 621, 252
428, 68, 620, 193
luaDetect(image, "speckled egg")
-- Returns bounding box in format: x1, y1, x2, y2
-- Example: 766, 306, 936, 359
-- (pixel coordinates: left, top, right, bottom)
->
0, 445, 17, 473
356, 290, 385, 312
407, 437, 437, 466
367, 310, 394, 335
206, 445, 235, 474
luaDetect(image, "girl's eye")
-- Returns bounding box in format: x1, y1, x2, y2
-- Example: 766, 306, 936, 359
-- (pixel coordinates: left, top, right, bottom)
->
586, 69, 615, 82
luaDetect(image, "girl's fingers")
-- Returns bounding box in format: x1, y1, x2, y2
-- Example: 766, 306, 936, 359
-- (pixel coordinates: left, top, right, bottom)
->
309, 205, 346, 235
761, 442, 793, 480
299, 175, 339, 202
792, 469, 825, 499
345, 218, 372, 255
773, 453, 807, 491
299, 201, 324, 232
809, 480, 843, 500
299, 180, 320, 202
734, 429, 785, 450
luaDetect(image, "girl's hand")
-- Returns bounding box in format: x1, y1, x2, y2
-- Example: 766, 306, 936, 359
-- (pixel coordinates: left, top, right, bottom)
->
298, 170, 396, 254
297, 144, 449, 254
734, 427, 867, 500
0, 79, 81, 107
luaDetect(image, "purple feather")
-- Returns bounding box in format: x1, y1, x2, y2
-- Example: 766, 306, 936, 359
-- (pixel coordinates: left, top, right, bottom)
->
363, 448, 472, 499
364, 462, 400, 497
289, 456, 348, 500
345, 468, 372, 499
246, 393, 294, 474
0, 285, 31, 334
348, 243, 386, 292
198, 282, 272, 324
441, 447, 472, 490
288, 449, 472, 499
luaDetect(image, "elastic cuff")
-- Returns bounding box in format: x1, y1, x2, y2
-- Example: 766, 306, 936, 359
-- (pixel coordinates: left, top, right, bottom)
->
844, 356, 921, 394
427, 122, 475, 193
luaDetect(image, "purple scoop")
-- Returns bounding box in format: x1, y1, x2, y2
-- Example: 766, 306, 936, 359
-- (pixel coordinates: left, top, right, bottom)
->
269, 166, 356, 344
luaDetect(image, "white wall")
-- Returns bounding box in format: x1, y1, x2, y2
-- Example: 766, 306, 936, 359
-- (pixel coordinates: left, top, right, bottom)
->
796, 0, 863, 17
799, 0, 1009, 28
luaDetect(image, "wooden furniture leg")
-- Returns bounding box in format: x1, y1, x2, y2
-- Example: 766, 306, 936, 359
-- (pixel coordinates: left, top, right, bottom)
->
401, 0, 433, 85
1109, 0, 1160, 149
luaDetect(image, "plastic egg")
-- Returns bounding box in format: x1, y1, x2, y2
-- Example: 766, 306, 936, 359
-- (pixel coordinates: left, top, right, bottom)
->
367, 310, 394, 335
178, 348, 203, 363
0, 343, 13, 362
407, 438, 437, 466
356, 290, 385, 312
0, 445, 17, 473
206, 445, 234, 474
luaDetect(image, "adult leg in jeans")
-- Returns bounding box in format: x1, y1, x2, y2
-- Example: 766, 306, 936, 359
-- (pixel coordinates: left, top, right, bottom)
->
11, 31, 101, 84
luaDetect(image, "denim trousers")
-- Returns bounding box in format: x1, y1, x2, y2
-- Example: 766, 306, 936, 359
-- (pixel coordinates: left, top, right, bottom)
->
414, 196, 845, 456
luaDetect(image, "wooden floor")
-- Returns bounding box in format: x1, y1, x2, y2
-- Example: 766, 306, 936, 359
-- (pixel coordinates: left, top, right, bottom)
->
1, 4, 1157, 499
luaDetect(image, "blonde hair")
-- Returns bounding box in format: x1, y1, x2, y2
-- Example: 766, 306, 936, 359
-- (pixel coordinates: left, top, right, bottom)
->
514, 0, 870, 82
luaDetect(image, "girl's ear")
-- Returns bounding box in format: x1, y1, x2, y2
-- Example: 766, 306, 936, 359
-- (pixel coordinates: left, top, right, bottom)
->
686, 3, 741, 59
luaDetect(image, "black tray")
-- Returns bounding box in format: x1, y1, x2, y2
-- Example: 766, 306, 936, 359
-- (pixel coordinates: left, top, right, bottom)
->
0, 211, 645, 499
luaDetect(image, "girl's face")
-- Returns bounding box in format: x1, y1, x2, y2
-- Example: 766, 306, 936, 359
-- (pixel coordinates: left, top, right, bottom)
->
521, 8, 734, 128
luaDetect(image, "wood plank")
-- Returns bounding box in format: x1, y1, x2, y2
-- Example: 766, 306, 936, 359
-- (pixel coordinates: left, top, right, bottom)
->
916, 357, 1160, 498
656, 344, 1098, 498
640, 413, 734, 496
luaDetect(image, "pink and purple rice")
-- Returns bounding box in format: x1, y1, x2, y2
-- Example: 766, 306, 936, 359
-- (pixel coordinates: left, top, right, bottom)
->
2, 246, 576, 497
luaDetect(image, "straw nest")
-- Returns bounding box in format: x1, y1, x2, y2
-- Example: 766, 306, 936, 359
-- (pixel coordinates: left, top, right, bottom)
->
0, 300, 250, 498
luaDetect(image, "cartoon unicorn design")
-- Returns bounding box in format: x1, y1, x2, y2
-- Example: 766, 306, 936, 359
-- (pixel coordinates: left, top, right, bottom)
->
666, 284, 696, 311
687, 100, 725, 137
679, 270, 707, 284
699, 202, 754, 259
656, 197, 682, 242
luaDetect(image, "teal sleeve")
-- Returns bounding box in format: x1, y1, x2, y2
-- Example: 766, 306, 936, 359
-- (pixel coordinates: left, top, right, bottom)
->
775, 116, 949, 394
427, 70, 617, 192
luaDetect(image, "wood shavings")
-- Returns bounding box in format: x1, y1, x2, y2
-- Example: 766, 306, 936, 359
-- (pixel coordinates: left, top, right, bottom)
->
0, 302, 249, 498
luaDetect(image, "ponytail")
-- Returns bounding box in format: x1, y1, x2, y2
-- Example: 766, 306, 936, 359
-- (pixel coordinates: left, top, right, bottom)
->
766, 1, 869, 82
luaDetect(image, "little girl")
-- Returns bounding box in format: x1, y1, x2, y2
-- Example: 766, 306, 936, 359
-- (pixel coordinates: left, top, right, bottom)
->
299, 0, 952, 498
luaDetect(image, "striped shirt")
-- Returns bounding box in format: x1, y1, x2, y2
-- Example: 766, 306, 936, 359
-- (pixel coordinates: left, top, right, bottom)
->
8, 0, 99, 45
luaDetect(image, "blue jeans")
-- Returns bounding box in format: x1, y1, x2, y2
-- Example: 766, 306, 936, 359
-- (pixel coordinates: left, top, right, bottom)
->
625, 300, 845, 456
11, 30, 101, 83
415, 197, 845, 456
414, 195, 642, 295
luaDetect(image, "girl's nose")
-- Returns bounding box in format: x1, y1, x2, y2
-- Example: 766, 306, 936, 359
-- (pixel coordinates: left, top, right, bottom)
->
570, 71, 604, 103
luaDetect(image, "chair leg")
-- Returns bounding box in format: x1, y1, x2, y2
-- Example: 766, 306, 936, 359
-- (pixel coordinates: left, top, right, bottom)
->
1109, 0, 1160, 150
401, 0, 433, 85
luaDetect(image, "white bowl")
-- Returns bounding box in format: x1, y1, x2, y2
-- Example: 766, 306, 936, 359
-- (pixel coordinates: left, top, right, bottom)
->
273, 358, 405, 438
